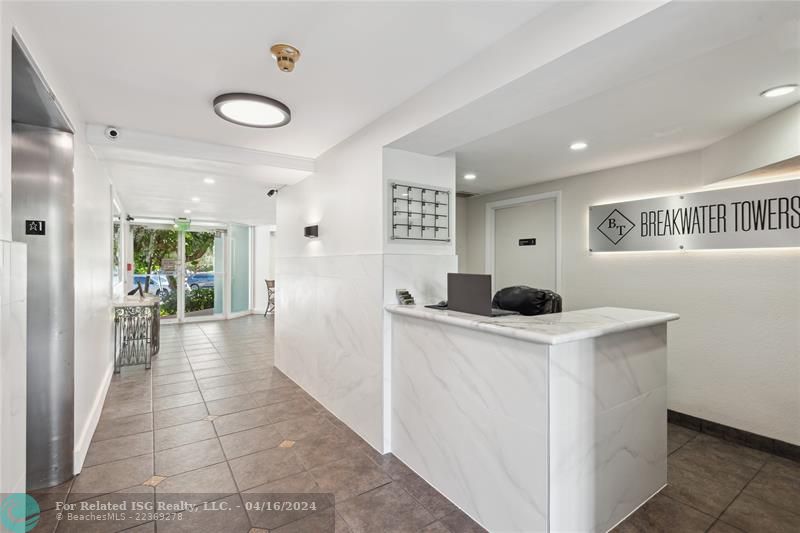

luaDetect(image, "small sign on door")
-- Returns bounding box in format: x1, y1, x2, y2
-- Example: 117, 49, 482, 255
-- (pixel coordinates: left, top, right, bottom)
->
25, 220, 46, 236
518, 238, 536, 246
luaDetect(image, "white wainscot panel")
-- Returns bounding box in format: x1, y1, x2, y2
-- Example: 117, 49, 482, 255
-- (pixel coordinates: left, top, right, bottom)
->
275, 254, 384, 449
383, 254, 457, 305
549, 325, 667, 417
392, 315, 549, 532
549, 386, 668, 532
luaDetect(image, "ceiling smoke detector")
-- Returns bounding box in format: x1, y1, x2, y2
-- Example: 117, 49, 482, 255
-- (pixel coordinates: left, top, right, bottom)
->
271, 44, 301, 73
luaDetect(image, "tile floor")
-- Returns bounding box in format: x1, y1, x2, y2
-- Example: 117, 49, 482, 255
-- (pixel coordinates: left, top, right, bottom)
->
30, 315, 799, 532
31, 316, 483, 533
612, 424, 800, 533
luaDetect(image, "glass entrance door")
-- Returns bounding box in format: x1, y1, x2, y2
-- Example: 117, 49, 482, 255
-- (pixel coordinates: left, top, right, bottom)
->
131, 226, 180, 319
183, 230, 224, 319
131, 225, 227, 322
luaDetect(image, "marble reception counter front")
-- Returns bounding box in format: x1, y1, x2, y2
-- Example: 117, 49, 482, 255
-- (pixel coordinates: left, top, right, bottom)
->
386, 305, 679, 532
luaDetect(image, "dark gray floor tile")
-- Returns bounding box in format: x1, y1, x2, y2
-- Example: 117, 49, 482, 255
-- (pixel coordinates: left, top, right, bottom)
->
663, 460, 747, 517
219, 424, 284, 459
611, 494, 716, 533
272, 414, 339, 441
337, 483, 435, 533
84, 431, 154, 467
720, 492, 800, 532
421, 521, 452, 533
668, 424, 698, 454
228, 447, 305, 490
196, 374, 242, 391
154, 403, 209, 429
93, 412, 153, 442
243, 471, 332, 529
153, 380, 198, 399
70, 455, 154, 500
157, 494, 251, 532
193, 366, 237, 380
155, 462, 238, 507
155, 420, 217, 451
29, 478, 73, 511
394, 471, 458, 519
153, 390, 204, 411
293, 428, 356, 470
200, 383, 250, 402
155, 438, 226, 476
707, 520, 746, 532
263, 398, 318, 422
669, 434, 765, 484
742, 457, 800, 515
308, 450, 392, 502
371, 453, 416, 480
205, 393, 263, 416
152, 371, 195, 386
271, 508, 338, 533
213, 405, 273, 435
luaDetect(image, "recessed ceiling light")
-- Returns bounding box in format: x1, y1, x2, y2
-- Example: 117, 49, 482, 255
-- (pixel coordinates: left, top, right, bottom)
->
213, 93, 291, 128
184, 209, 192, 214
760, 84, 798, 98
191, 197, 200, 203
464, 173, 477, 180
570, 141, 588, 151
203, 177, 215, 184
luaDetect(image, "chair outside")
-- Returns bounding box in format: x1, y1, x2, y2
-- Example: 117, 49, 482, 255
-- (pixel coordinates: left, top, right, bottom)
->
264, 279, 275, 316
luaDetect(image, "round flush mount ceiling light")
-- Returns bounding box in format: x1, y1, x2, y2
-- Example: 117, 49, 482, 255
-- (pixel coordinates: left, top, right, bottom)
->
464, 173, 477, 180
759, 84, 797, 98
213, 93, 291, 128
570, 141, 588, 151
203, 177, 215, 184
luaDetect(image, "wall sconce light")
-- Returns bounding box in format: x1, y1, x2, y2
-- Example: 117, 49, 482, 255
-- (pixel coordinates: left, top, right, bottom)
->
304, 225, 319, 238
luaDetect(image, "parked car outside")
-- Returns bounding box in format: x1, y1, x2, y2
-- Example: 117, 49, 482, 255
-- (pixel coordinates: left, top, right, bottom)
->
186, 272, 215, 290
132, 274, 172, 297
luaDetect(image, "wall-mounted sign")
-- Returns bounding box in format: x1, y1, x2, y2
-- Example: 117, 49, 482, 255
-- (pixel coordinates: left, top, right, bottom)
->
589, 179, 800, 252
161, 259, 177, 274
519, 238, 537, 246
25, 220, 46, 235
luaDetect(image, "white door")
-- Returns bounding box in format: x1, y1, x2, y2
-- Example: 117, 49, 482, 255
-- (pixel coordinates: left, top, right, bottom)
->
494, 198, 557, 291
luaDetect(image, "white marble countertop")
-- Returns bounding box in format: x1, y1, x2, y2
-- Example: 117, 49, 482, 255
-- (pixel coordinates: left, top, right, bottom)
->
385, 305, 679, 345
112, 294, 161, 308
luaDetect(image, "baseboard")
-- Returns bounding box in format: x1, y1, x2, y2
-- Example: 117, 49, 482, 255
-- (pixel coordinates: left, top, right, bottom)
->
73, 361, 114, 474
668, 409, 800, 462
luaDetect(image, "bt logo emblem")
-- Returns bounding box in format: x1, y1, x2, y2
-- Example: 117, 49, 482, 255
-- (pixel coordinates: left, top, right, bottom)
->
597, 209, 635, 245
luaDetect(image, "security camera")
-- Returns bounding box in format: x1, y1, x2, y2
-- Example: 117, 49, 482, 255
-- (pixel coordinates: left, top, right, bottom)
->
266, 188, 278, 198
105, 127, 120, 140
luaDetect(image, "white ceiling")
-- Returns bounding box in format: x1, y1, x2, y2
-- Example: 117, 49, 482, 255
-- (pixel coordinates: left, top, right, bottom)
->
389, 1, 800, 194
14, 1, 549, 159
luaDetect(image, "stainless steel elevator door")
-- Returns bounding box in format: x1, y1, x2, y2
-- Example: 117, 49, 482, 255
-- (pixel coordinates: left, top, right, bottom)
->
11, 123, 75, 490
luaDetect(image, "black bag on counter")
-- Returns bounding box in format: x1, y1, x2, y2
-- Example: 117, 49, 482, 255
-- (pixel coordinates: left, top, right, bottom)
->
492, 286, 562, 316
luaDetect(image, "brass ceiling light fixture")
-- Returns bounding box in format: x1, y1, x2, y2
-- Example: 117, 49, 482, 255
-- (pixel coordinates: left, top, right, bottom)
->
270, 44, 301, 73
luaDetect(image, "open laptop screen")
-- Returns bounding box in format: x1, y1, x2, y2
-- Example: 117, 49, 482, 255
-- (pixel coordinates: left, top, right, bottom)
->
447, 273, 492, 316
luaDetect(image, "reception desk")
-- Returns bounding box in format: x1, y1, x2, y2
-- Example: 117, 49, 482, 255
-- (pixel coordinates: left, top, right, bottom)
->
386, 305, 679, 532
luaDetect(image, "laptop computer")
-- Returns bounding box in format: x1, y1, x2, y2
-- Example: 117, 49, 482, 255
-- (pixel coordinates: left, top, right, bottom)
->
425, 273, 518, 317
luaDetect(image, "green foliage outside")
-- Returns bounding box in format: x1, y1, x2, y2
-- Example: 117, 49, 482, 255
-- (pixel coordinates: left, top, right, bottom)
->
159, 288, 215, 317
132, 227, 215, 292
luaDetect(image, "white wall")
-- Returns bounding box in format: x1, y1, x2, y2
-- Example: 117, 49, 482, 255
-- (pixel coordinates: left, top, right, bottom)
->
462, 151, 800, 445
1, 5, 116, 476
702, 103, 800, 184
